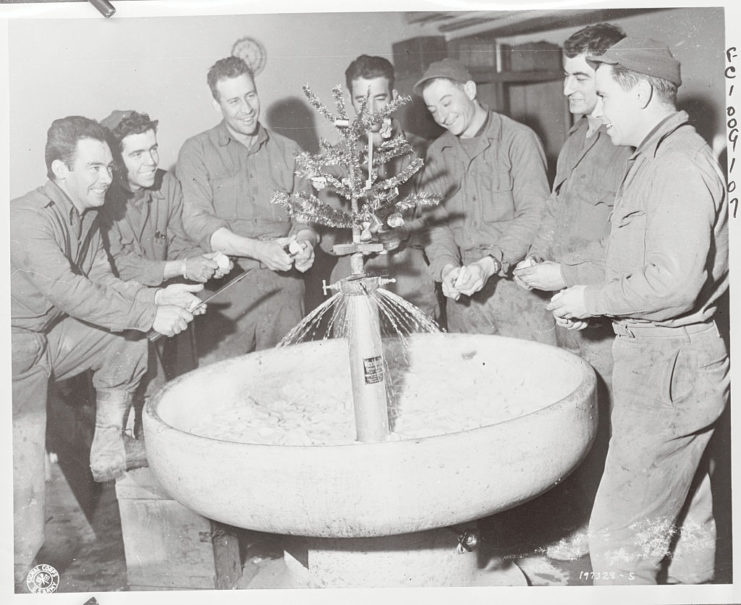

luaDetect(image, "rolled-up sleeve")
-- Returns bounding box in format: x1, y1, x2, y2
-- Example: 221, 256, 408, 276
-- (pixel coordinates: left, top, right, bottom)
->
176, 138, 230, 251
162, 172, 207, 261
11, 207, 156, 332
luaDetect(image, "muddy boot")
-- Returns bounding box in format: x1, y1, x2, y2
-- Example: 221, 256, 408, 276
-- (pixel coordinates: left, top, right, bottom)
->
125, 395, 145, 440
89, 395, 130, 482
124, 434, 148, 471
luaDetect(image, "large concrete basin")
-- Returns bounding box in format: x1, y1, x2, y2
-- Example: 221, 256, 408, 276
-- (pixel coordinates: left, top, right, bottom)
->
143, 333, 596, 538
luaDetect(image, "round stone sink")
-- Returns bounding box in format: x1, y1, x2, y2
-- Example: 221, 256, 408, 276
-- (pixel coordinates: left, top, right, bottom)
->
143, 333, 596, 538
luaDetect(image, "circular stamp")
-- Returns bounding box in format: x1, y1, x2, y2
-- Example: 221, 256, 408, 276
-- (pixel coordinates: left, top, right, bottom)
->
26, 563, 60, 594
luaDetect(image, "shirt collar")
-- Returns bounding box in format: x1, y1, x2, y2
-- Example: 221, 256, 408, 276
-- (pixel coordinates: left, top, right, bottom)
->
109, 172, 159, 206
216, 119, 269, 150
440, 106, 499, 151
44, 179, 84, 224
567, 116, 585, 136
634, 110, 690, 159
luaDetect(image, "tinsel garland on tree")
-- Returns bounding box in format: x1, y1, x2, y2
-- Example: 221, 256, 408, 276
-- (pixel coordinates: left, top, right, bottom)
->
271, 84, 440, 235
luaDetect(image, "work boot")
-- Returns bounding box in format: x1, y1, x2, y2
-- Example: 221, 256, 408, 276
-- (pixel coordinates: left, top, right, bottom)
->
89, 394, 130, 482
124, 434, 148, 471
126, 396, 145, 440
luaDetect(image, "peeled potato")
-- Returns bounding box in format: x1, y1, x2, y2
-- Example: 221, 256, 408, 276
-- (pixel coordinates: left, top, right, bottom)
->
216, 253, 231, 271
289, 240, 304, 256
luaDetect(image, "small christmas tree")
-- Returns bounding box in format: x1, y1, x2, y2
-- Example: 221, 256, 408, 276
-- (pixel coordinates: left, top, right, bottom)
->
272, 84, 440, 275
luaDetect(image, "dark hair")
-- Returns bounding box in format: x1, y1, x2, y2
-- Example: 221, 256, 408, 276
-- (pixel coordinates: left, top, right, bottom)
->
609, 63, 678, 105
564, 23, 626, 58
45, 116, 109, 180
108, 111, 158, 151
207, 56, 254, 100
345, 55, 395, 92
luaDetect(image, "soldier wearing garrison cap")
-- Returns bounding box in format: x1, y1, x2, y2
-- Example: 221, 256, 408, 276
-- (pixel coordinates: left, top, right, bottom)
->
415, 58, 555, 343
99, 110, 233, 436
548, 37, 729, 584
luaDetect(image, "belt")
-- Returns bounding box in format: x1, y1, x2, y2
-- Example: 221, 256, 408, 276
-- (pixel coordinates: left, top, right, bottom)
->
612, 321, 718, 339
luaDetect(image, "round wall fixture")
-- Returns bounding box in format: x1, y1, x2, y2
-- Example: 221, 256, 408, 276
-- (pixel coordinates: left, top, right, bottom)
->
231, 36, 267, 76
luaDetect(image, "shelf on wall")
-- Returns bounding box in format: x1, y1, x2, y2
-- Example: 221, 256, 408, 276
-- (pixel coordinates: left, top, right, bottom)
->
469, 67, 563, 84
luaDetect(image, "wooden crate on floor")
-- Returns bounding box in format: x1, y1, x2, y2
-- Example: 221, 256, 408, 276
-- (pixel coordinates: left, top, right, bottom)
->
115, 467, 243, 590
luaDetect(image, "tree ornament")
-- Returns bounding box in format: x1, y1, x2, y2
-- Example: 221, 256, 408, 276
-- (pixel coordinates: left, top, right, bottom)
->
271, 84, 442, 273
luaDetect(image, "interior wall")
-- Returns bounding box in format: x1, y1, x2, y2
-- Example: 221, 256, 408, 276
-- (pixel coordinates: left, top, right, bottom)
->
493, 7, 727, 151
8, 12, 412, 197
9, 8, 726, 198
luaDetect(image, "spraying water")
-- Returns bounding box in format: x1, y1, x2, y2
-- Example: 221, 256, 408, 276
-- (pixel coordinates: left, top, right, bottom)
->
279, 281, 441, 347
270, 86, 442, 443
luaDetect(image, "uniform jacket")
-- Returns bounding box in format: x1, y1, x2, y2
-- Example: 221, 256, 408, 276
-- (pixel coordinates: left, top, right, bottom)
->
422, 108, 550, 280
584, 111, 728, 327
101, 169, 204, 286
176, 121, 311, 270
531, 117, 631, 286
11, 180, 157, 333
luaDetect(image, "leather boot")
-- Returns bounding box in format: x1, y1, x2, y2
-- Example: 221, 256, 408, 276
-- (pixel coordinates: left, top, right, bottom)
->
89, 393, 130, 482
124, 434, 148, 471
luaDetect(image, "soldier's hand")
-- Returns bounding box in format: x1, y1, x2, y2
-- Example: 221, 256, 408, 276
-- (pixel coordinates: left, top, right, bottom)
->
291, 239, 315, 273
376, 225, 409, 252
514, 260, 566, 292
156, 283, 204, 312
513, 257, 536, 290
255, 237, 293, 272
152, 305, 194, 337
547, 285, 589, 320
455, 258, 496, 297
441, 264, 462, 301
555, 316, 589, 331
203, 251, 233, 279
183, 255, 219, 283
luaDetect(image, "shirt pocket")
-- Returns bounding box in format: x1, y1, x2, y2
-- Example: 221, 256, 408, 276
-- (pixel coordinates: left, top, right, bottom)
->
574, 169, 616, 207
211, 172, 242, 220
266, 161, 296, 223
481, 169, 515, 223
609, 208, 646, 272
663, 335, 729, 436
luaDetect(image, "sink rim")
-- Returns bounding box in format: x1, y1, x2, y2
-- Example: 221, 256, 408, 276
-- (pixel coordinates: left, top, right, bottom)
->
145, 333, 596, 449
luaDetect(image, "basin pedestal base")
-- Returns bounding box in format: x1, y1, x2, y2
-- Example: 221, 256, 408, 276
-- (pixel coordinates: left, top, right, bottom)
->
282, 526, 480, 588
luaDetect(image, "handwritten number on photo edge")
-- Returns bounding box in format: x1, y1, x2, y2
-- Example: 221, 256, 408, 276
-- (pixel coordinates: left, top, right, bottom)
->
727, 47, 737, 217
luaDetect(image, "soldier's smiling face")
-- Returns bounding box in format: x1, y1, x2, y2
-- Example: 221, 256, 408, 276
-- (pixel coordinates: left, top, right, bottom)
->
56, 138, 114, 210
120, 129, 159, 191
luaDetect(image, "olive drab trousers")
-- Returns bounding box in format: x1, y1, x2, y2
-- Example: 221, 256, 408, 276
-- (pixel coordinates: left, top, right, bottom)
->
445, 276, 557, 345
12, 318, 147, 580
588, 322, 729, 584
194, 266, 305, 366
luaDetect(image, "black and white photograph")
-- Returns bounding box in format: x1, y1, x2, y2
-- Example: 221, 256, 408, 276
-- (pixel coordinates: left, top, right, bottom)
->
0, 1, 739, 604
